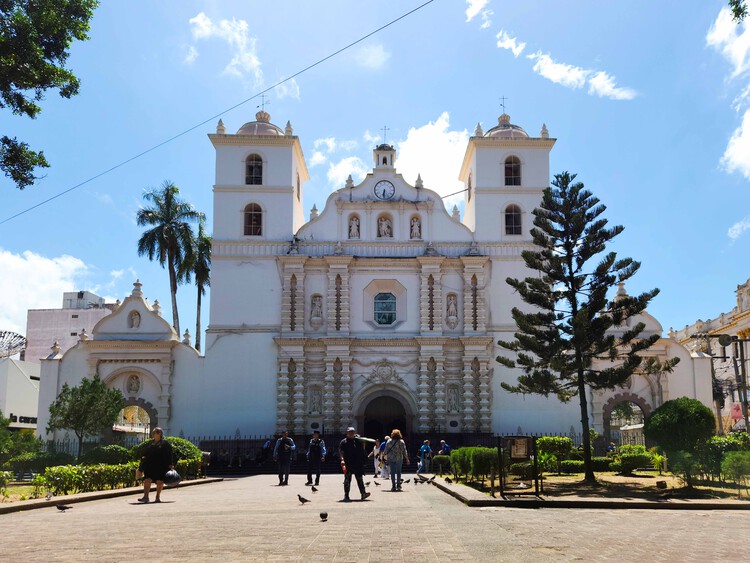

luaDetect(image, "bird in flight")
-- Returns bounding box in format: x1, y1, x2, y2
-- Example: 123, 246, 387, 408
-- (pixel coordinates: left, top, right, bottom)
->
298, 494, 311, 505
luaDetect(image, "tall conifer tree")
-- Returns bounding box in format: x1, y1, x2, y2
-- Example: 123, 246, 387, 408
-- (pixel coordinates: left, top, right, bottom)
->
498, 172, 661, 482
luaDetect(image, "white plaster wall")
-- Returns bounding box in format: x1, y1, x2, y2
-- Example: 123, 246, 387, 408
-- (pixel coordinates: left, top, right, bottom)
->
214, 144, 295, 187
208, 259, 280, 328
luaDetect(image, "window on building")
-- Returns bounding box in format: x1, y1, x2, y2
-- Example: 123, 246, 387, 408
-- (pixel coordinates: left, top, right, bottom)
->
468, 174, 472, 202
504, 156, 521, 186
244, 203, 262, 236
245, 154, 263, 185
296, 172, 301, 201
374, 292, 396, 325
71, 314, 78, 318
505, 204, 522, 235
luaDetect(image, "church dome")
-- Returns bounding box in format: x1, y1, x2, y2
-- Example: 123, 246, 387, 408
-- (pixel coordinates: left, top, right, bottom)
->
484, 113, 529, 139
236, 110, 284, 136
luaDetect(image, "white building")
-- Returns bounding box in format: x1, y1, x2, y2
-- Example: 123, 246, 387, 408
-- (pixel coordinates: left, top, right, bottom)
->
36, 110, 713, 441
24, 291, 112, 363
0, 358, 40, 430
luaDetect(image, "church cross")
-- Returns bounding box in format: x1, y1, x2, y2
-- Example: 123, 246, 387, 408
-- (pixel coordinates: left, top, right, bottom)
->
381, 125, 390, 144
257, 94, 271, 111
499, 96, 508, 113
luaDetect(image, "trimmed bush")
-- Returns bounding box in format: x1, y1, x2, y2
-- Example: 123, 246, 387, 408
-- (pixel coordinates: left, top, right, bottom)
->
450, 448, 471, 480
560, 460, 585, 474
721, 451, 750, 494
130, 436, 201, 464
536, 436, 573, 475
470, 447, 498, 481
617, 454, 651, 475
80, 445, 131, 466
509, 462, 535, 479
433, 454, 451, 475
590, 457, 612, 472
7, 451, 75, 475
44, 461, 139, 495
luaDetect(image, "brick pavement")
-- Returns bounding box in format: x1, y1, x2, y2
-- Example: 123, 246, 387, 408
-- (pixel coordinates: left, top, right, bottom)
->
1, 474, 748, 562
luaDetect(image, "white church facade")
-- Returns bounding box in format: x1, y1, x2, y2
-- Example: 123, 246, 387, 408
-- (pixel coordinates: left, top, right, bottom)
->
36, 110, 714, 442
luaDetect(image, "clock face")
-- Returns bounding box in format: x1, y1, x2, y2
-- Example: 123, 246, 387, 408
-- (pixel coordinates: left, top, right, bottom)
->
374, 180, 395, 200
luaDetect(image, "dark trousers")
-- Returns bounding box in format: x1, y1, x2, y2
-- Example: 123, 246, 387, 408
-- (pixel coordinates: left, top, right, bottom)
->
278, 460, 290, 484
307, 459, 322, 484
343, 471, 366, 498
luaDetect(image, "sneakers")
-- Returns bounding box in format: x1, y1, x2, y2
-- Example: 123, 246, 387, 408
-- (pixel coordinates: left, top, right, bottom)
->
361, 492, 371, 500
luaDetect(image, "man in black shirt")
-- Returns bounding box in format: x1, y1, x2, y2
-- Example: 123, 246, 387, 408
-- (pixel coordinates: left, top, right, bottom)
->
305, 430, 326, 486
273, 430, 296, 486
338, 427, 371, 502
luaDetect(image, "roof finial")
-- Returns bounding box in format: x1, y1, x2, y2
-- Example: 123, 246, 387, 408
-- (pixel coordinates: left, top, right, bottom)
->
257, 94, 270, 112
474, 122, 484, 136
415, 173, 423, 188
499, 95, 508, 113
216, 119, 226, 134
285, 120, 293, 136
345, 174, 354, 188
132, 280, 143, 298
540, 123, 549, 138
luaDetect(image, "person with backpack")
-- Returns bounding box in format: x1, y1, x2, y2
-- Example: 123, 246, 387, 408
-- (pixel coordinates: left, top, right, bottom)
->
384, 429, 409, 491
305, 430, 326, 486
418, 439, 433, 474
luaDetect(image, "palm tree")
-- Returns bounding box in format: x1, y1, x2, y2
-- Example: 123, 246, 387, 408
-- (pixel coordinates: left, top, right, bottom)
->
183, 220, 211, 352
136, 181, 204, 335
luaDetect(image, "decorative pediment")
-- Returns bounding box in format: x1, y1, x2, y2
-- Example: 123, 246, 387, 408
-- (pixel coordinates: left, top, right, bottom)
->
363, 360, 405, 386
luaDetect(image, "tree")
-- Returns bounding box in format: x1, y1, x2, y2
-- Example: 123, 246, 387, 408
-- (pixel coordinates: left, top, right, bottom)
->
137, 181, 205, 336
0, 409, 11, 457
179, 219, 211, 352
643, 397, 715, 454
729, 0, 748, 22
46, 373, 125, 460
498, 172, 662, 483
0, 0, 98, 189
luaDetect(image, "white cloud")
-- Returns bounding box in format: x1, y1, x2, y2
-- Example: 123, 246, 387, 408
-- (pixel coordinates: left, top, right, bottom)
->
466, 0, 490, 22
188, 12, 263, 86
587, 71, 637, 100
527, 52, 589, 89
338, 139, 359, 151
183, 45, 199, 65
480, 10, 493, 29
309, 151, 327, 167
396, 112, 469, 210
314, 137, 337, 153
327, 157, 369, 188
363, 131, 381, 145
706, 7, 750, 78
275, 77, 300, 100
496, 30, 526, 57
721, 109, 750, 179
728, 216, 750, 240
0, 249, 90, 333
353, 44, 391, 69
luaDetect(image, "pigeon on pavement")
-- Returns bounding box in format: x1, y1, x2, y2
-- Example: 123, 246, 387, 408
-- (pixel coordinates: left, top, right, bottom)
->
445, 477, 453, 484
320, 511, 328, 521
373, 481, 381, 486
311, 485, 318, 492
57, 505, 73, 511
428, 475, 436, 482
298, 494, 311, 505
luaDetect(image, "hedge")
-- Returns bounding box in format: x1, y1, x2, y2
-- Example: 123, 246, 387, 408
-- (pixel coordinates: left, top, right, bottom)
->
7, 451, 76, 475
80, 445, 132, 466
433, 454, 451, 475
130, 436, 201, 464
560, 460, 585, 474
509, 462, 535, 479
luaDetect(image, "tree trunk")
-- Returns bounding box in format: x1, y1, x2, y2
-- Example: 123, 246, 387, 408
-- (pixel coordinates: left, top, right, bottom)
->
195, 289, 202, 352
168, 252, 180, 335
577, 367, 596, 483
76, 432, 84, 462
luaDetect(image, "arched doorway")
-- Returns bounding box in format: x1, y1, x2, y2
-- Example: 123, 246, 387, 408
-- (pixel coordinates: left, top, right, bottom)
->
602, 394, 651, 446
363, 396, 406, 439
112, 398, 158, 447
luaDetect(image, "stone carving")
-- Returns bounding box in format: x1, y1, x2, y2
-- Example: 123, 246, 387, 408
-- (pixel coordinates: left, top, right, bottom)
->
447, 386, 460, 413
349, 216, 360, 239
129, 311, 141, 329
410, 217, 421, 239
377, 217, 392, 238
310, 295, 324, 330
363, 360, 404, 386
310, 387, 322, 414
446, 293, 459, 329
127, 374, 140, 395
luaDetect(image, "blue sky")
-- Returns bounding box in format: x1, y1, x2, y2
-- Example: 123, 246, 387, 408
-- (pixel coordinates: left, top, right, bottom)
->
1, 0, 749, 343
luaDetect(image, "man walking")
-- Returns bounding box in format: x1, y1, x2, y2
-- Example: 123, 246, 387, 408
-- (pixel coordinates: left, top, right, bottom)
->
273, 430, 296, 486
305, 430, 326, 486
418, 439, 433, 474
338, 427, 371, 502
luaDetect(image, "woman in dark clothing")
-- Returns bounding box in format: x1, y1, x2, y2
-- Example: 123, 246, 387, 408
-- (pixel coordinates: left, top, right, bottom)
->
138, 427, 173, 503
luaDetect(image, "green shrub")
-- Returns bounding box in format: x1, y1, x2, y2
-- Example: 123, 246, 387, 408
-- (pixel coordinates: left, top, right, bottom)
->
536, 436, 573, 475
668, 450, 700, 488
590, 457, 612, 472
8, 451, 75, 475
0, 470, 12, 488
560, 460, 585, 474
697, 434, 750, 481
644, 397, 715, 454
721, 451, 750, 495
470, 447, 498, 481
433, 454, 451, 475
450, 448, 471, 480
130, 436, 201, 464
509, 462, 535, 478
80, 445, 131, 466
617, 454, 651, 475
44, 461, 140, 495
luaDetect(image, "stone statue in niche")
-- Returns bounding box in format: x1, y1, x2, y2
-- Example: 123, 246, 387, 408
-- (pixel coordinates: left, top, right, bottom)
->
410, 217, 421, 239
446, 294, 459, 329
349, 216, 360, 239
377, 217, 392, 238
129, 311, 141, 329
310, 295, 324, 330
127, 374, 140, 394
310, 388, 322, 414
447, 386, 460, 413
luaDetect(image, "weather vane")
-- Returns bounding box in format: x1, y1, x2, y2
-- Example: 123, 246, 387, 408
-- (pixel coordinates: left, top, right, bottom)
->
381, 125, 390, 144
499, 95, 508, 113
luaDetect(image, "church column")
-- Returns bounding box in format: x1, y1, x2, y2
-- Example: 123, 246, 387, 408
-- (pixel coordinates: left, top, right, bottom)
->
462, 337, 494, 432
279, 256, 307, 335
276, 357, 291, 433
416, 356, 431, 432
417, 257, 444, 336
460, 257, 489, 334
433, 354, 446, 430
292, 355, 307, 435
158, 359, 172, 434
323, 357, 337, 432
275, 339, 305, 432
417, 338, 446, 432
325, 340, 352, 432
461, 357, 476, 432
324, 256, 352, 336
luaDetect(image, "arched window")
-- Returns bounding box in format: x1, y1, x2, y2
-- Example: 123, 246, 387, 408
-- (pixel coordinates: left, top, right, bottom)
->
244, 203, 262, 236
505, 204, 522, 235
245, 154, 263, 185
374, 293, 397, 325
504, 156, 521, 186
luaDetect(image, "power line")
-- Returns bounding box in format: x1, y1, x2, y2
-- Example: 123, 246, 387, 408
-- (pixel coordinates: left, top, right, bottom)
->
0, 0, 437, 227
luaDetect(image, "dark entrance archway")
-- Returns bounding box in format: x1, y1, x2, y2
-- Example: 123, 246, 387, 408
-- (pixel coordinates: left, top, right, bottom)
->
363, 396, 406, 439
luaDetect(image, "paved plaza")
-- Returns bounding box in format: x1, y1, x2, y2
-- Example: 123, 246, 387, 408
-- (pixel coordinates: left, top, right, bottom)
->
2, 474, 749, 562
